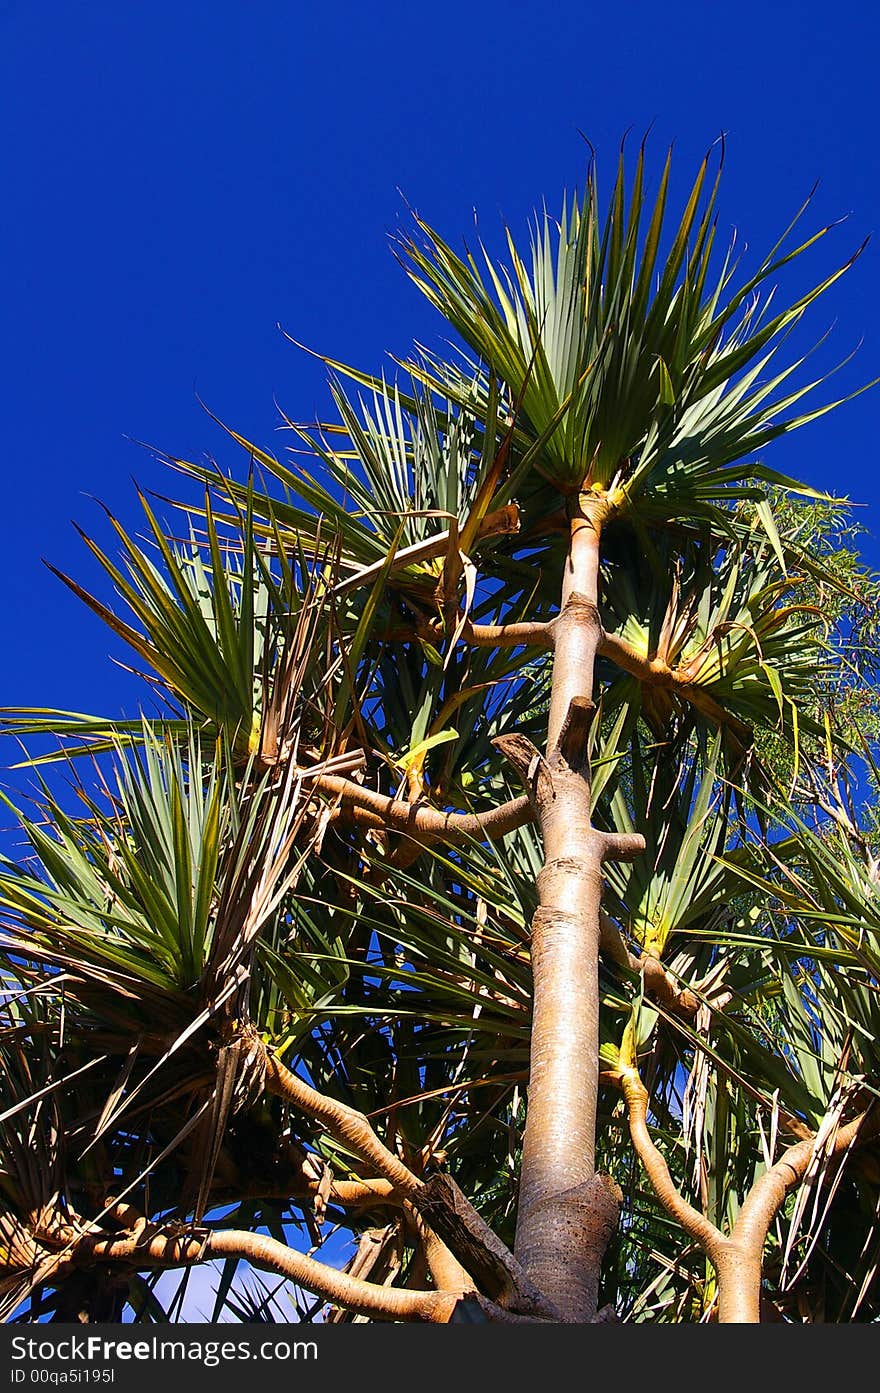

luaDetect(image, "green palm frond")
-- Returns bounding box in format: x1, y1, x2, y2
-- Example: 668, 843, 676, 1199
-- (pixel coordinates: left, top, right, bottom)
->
398, 141, 872, 526
0, 728, 228, 1003
602, 731, 734, 957
3, 487, 334, 768
601, 509, 830, 760
167, 375, 522, 604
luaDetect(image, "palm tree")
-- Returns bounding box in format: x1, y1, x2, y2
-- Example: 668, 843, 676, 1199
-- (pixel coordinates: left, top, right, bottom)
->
2, 138, 878, 1324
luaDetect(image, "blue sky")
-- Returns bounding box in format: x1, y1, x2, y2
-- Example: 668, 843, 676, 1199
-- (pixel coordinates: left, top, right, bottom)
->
1, 0, 879, 792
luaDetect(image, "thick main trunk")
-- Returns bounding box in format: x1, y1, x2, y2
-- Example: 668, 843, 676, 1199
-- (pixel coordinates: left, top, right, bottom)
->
513, 497, 621, 1321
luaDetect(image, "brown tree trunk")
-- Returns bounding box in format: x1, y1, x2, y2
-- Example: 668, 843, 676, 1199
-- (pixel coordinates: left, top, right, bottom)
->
513, 495, 638, 1320
715, 1245, 763, 1323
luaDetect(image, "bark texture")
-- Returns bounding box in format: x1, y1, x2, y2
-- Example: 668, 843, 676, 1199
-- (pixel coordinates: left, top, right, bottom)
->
511, 495, 643, 1320
717, 1107, 877, 1321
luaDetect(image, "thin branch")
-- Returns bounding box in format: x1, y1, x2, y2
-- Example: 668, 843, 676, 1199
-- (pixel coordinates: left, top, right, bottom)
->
598, 911, 699, 1018
221, 1175, 399, 1209
207, 1229, 463, 1322
418, 616, 553, 650
331, 506, 520, 599
263, 1053, 423, 1198
635, 956, 700, 1016
618, 1068, 727, 1264
732, 1107, 876, 1257
314, 773, 534, 843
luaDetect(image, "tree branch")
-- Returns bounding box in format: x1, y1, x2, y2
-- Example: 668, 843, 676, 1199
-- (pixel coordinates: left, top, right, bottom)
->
600, 831, 647, 863
263, 1053, 423, 1198
599, 630, 752, 740
226, 1173, 399, 1210
208, 1229, 464, 1322
331, 506, 520, 599
598, 914, 700, 1018
418, 617, 553, 650
732, 1107, 877, 1259
262, 1053, 546, 1311
618, 1068, 727, 1264
57, 1222, 464, 1323
403, 1200, 473, 1294
314, 774, 534, 843
416, 1172, 562, 1319
713, 1107, 879, 1323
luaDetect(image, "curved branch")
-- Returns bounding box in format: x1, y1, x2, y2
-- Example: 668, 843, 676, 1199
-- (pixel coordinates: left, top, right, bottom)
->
263, 1057, 545, 1312
598, 912, 697, 1014
207, 1229, 463, 1322
419, 617, 553, 650
620, 1071, 878, 1323
619, 1069, 727, 1264
314, 774, 534, 843
263, 1053, 423, 1199
635, 956, 700, 1016
598, 912, 699, 1018
713, 1107, 878, 1322
61, 1224, 463, 1323
732, 1107, 876, 1258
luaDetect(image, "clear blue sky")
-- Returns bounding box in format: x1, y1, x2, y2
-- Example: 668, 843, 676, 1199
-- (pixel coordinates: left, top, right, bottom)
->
2, 0, 878, 788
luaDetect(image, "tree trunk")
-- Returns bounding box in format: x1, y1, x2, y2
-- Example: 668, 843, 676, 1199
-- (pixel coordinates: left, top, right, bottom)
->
513, 495, 624, 1321
715, 1244, 763, 1323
